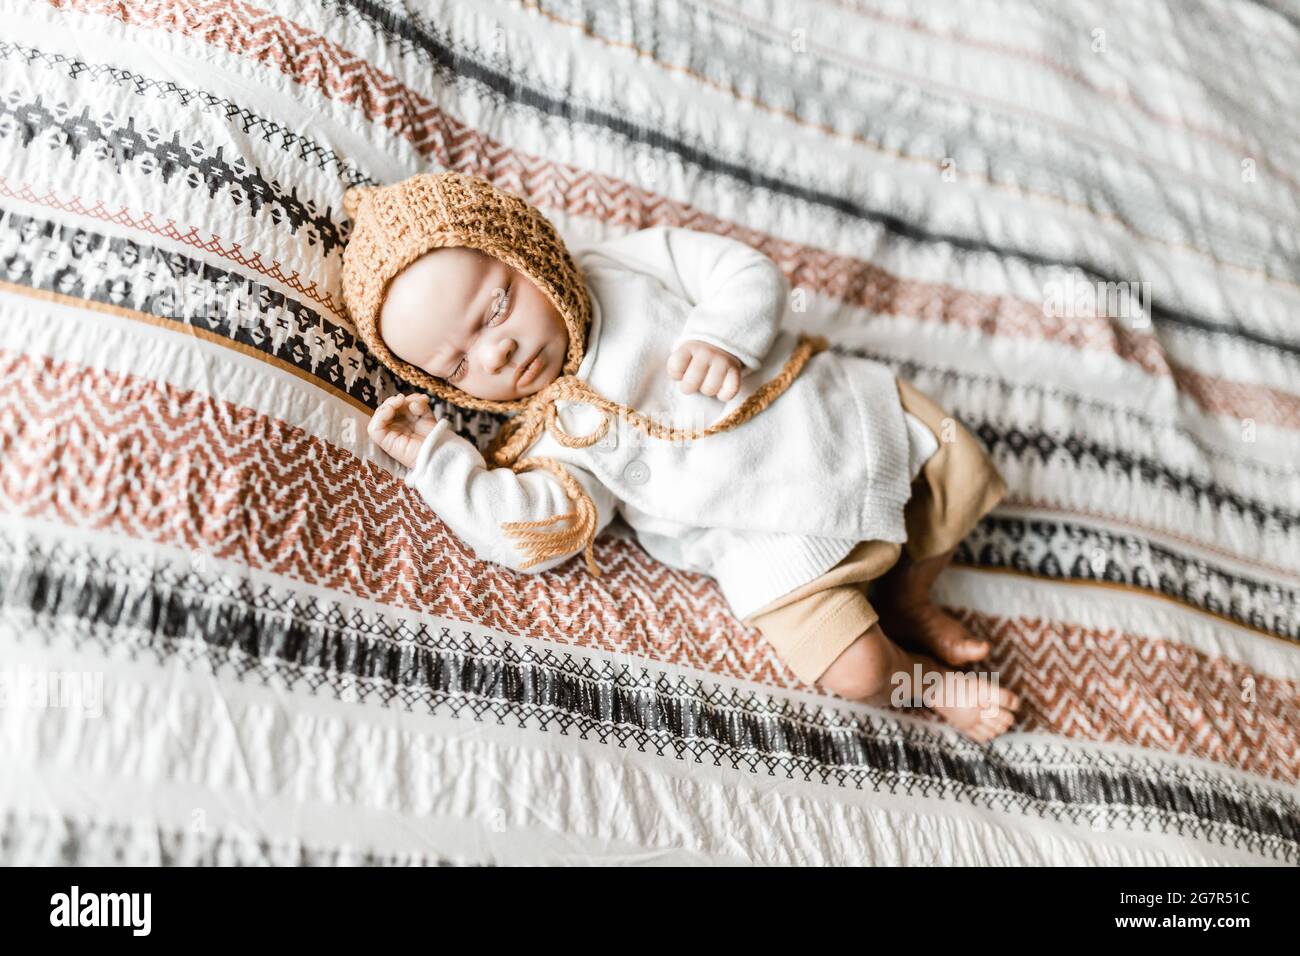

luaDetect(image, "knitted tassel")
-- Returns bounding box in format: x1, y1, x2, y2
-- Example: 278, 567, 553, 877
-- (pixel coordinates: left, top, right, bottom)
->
500, 457, 602, 576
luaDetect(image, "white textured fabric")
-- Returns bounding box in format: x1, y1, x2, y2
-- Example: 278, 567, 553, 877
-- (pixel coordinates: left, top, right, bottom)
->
405, 226, 931, 618
1, 0, 1293, 870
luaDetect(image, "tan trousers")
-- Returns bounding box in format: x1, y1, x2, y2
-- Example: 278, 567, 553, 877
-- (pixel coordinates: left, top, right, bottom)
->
741, 378, 1008, 684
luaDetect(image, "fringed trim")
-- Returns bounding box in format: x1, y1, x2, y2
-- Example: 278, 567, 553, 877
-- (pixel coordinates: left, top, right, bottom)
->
500, 456, 602, 576
489, 331, 831, 577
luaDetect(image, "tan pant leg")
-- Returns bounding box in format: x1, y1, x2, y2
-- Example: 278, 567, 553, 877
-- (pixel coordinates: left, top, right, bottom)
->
893, 378, 1008, 561
742, 540, 902, 685
742, 379, 1007, 685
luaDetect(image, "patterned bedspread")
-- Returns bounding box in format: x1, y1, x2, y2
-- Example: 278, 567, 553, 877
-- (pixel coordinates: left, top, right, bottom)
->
1, 0, 1296, 865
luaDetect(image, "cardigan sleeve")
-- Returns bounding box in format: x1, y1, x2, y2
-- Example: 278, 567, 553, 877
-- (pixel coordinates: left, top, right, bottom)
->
401, 417, 619, 574
583, 226, 788, 372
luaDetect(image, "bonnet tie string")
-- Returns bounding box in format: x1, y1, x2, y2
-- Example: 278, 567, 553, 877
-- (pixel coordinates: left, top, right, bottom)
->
488, 331, 830, 577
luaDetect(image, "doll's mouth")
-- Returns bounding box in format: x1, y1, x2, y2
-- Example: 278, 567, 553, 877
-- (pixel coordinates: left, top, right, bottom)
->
515, 346, 545, 388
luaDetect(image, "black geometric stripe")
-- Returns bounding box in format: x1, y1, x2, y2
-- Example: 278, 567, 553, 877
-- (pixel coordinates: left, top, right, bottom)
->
859, 349, 1300, 482
2, 532, 1297, 862
0, 38, 371, 184
331, 0, 1300, 358
958, 516, 1300, 641
972, 422, 1300, 536
0, 88, 347, 254
0, 207, 382, 401
0, 206, 506, 442
864, 355, 1300, 552
0, 810, 476, 866
0, 214, 394, 421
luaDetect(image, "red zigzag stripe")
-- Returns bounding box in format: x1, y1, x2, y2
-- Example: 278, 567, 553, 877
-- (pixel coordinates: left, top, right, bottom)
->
1, 348, 1296, 783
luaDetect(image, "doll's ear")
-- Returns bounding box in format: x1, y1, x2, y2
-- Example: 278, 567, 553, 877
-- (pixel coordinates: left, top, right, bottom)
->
342, 185, 375, 220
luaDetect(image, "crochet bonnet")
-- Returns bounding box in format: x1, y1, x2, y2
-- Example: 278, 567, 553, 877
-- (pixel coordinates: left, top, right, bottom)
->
340, 171, 827, 577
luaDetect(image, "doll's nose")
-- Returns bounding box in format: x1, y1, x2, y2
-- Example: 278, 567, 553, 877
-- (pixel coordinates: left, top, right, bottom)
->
486, 336, 517, 374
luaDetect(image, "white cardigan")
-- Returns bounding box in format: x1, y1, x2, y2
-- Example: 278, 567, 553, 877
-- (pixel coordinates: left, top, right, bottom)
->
403, 227, 937, 620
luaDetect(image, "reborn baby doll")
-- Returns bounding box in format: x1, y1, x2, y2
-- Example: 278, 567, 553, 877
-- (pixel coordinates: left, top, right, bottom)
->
341, 172, 1019, 742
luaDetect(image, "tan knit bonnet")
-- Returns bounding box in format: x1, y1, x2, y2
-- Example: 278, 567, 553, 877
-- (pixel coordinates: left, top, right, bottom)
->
341, 171, 828, 577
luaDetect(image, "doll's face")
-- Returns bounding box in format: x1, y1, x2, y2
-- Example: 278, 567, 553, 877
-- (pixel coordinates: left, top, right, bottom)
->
379, 247, 569, 402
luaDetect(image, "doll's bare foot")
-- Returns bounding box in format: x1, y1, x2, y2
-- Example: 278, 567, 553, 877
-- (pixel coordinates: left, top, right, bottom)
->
879, 599, 990, 666
876, 548, 990, 665
924, 670, 1021, 743
880, 644, 1019, 742
818, 625, 1019, 742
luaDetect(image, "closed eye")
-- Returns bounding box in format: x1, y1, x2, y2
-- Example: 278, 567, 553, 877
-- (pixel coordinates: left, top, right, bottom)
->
488, 281, 512, 325
447, 280, 512, 382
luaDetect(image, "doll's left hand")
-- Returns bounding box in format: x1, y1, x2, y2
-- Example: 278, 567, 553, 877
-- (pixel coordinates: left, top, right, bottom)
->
667, 340, 742, 401
368, 393, 440, 469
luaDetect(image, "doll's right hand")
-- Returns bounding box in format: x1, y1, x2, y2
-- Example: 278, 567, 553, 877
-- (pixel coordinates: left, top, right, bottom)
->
368, 393, 441, 468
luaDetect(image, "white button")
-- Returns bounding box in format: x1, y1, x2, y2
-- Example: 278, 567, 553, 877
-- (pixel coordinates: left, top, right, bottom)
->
622, 459, 650, 484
